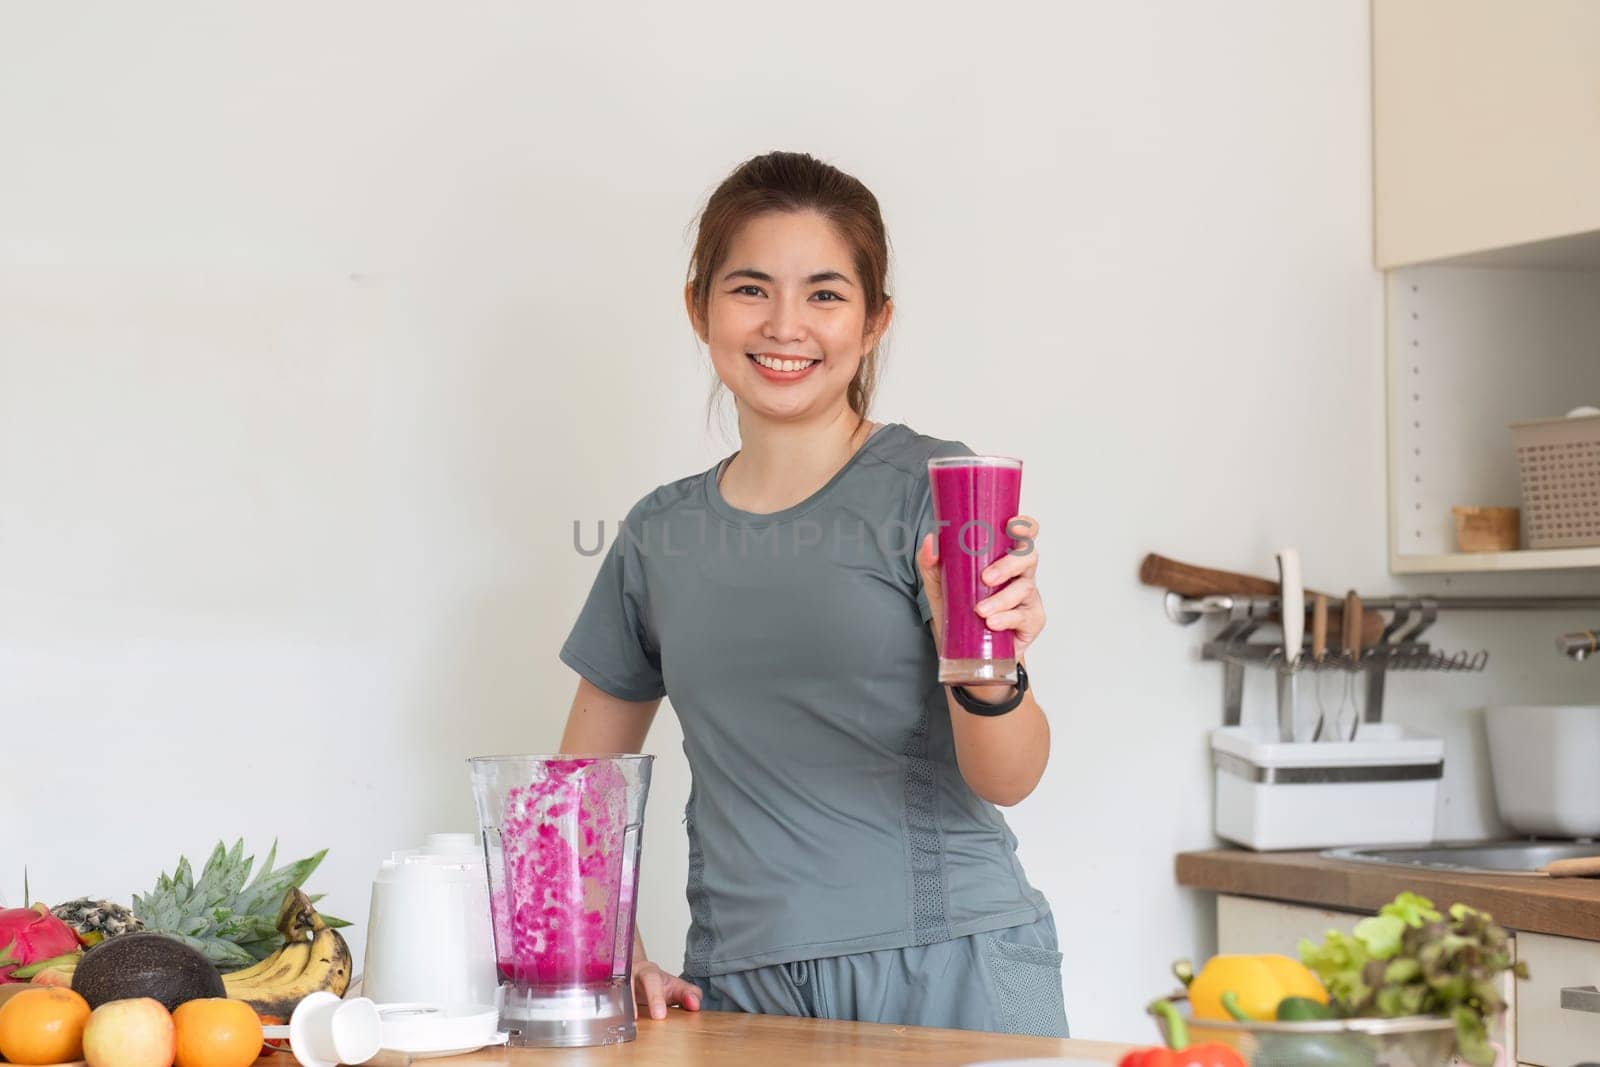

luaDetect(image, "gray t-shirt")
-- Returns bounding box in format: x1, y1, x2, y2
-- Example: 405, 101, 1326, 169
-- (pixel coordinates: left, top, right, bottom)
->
559, 422, 1048, 977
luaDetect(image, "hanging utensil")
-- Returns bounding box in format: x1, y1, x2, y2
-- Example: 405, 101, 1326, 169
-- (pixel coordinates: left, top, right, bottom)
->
1275, 549, 1304, 743
1310, 594, 1331, 741
1337, 589, 1364, 741
1364, 598, 1413, 729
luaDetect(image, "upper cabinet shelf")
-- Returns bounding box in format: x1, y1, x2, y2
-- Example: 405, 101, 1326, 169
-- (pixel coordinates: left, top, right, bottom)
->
1385, 265, 1600, 575
1374, 0, 1600, 269
1392, 546, 1600, 576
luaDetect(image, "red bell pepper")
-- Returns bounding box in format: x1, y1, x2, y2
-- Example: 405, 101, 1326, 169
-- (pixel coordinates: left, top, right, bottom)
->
1118, 1046, 1246, 1067
0, 904, 81, 983
1118, 1000, 1247, 1067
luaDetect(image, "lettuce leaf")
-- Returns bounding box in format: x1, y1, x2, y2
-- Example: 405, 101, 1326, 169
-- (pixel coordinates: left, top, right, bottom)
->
1298, 892, 1527, 1067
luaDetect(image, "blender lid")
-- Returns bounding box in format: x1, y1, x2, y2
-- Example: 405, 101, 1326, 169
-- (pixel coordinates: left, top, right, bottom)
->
282, 993, 383, 1067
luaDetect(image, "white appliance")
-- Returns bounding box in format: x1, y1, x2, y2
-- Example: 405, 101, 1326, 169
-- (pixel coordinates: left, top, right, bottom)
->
1486, 705, 1600, 838
361, 833, 498, 1006
1212, 723, 1444, 850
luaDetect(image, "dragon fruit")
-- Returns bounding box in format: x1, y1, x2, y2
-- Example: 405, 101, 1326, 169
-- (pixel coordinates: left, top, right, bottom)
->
0, 904, 81, 983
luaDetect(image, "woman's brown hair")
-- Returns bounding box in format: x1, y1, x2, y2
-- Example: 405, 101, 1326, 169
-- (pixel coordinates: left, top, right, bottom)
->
687, 151, 891, 425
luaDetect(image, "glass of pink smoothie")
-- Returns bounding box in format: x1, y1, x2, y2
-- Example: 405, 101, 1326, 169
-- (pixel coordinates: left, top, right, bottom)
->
469, 754, 653, 1047
927, 456, 1024, 686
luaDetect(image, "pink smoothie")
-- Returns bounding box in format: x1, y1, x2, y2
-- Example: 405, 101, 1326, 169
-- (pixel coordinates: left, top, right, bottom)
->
491, 758, 631, 986
928, 459, 1023, 664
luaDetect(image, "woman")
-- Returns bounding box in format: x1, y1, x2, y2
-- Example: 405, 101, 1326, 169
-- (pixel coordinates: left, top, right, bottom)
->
557, 151, 1063, 1036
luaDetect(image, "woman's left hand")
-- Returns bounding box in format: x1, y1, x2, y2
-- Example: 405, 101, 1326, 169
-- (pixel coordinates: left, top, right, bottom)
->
916, 515, 1046, 661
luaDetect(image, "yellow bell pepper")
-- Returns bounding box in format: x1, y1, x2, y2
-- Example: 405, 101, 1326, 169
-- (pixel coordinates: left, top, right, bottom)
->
1187, 954, 1327, 1021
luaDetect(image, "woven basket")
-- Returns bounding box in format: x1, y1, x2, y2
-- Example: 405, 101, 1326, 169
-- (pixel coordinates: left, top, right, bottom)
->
1513, 413, 1600, 549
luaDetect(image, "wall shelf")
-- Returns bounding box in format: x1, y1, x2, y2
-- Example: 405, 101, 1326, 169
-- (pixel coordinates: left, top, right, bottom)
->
1385, 265, 1600, 575
1390, 546, 1600, 576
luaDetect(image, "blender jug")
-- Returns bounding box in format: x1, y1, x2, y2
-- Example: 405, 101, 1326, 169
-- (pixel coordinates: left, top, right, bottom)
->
468, 754, 652, 1047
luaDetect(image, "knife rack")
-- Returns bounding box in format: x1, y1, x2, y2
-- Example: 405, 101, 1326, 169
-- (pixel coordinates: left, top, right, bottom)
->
1162, 592, 1600, 727
1216, 643, 1491, 674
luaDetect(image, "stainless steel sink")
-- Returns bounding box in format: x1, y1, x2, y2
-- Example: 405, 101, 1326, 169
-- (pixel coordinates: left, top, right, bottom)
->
1322, 840, 1600, 876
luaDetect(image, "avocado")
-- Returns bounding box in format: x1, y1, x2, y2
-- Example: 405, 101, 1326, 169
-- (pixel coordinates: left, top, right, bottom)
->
71, 931, 226, 1011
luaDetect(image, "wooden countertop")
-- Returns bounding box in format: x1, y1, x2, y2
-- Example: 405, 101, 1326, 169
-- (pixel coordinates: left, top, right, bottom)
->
424, 1010, 1137, 1066
1177, 848, 1600, 942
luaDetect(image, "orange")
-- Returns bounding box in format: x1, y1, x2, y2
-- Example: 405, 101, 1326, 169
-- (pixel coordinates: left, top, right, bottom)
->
172, 998, 264, 1067
0, 986, 92, 1065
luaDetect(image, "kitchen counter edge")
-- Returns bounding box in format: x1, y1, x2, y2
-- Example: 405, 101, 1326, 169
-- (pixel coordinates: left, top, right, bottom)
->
1177, 848, 1600, 942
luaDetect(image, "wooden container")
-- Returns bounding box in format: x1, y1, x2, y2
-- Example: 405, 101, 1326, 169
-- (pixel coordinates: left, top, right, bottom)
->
1453, 506, 1521, 552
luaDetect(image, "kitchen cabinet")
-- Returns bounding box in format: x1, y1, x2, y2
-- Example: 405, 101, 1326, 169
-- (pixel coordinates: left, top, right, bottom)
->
1219, 893, 1600, 1066
1514, 930, 1600, 1067
1373, 0, 1600, 269
1374, 1, 1600, 575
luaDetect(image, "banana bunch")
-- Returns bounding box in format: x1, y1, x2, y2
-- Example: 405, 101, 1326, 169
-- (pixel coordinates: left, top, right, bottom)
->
222, 887, 352, 1019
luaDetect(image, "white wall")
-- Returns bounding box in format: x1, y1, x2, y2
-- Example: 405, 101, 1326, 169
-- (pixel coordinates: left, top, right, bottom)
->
4, 0, 1597, 1043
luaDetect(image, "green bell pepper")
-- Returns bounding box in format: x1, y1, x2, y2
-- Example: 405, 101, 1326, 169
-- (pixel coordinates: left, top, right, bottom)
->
1217, 991, 1377, 1067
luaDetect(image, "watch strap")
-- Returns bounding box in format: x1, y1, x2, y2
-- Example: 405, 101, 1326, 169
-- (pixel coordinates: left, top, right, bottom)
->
951, 663, 1029, 716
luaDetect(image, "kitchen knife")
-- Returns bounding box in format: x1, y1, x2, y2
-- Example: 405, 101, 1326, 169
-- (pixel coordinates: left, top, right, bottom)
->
1341, 590, 1364, 659
1338, 589, 1364, 741
1276, 549, 1304, 743
1311, 594, 1329, 662
1278, 550, 1305, 662
1310, 594, 1330, 741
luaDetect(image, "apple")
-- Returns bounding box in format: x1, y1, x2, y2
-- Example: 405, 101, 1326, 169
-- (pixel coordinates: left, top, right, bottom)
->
83, 998, 175, 1067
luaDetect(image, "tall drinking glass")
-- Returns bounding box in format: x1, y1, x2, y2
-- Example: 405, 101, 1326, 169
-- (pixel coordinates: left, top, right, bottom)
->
468, 754, 652, 1048
927, 456, 1024, 685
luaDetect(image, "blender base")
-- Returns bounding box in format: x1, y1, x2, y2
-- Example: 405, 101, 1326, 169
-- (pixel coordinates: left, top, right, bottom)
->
498, 978, 636, 1047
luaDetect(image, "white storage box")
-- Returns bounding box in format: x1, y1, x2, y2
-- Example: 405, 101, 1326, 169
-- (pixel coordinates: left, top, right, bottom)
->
1212, 724, 1444, 851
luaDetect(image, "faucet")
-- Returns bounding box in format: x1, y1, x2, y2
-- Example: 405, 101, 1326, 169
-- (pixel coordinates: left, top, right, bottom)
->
1559, 630, 1600, 661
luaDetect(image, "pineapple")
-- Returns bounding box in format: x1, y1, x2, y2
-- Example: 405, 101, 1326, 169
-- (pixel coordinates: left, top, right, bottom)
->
131, 839, 349, 968
51, 898, 143, 945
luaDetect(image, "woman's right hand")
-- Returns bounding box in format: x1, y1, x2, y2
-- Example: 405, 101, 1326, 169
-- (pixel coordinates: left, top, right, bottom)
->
633, 957, 703, 1019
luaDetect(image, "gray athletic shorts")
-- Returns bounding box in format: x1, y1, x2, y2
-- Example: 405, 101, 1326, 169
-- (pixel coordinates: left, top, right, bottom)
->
690, 912, 1069, 1037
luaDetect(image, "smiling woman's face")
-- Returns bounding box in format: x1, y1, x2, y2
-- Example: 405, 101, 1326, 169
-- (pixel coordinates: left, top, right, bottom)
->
690, 210, 889, 424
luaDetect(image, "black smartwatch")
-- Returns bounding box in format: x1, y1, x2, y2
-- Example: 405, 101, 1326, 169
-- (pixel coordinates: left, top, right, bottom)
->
951, 663, 1029, 717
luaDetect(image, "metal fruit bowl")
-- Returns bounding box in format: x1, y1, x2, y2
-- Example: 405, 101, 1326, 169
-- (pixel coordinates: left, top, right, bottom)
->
1148, 996, 1458, 1067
